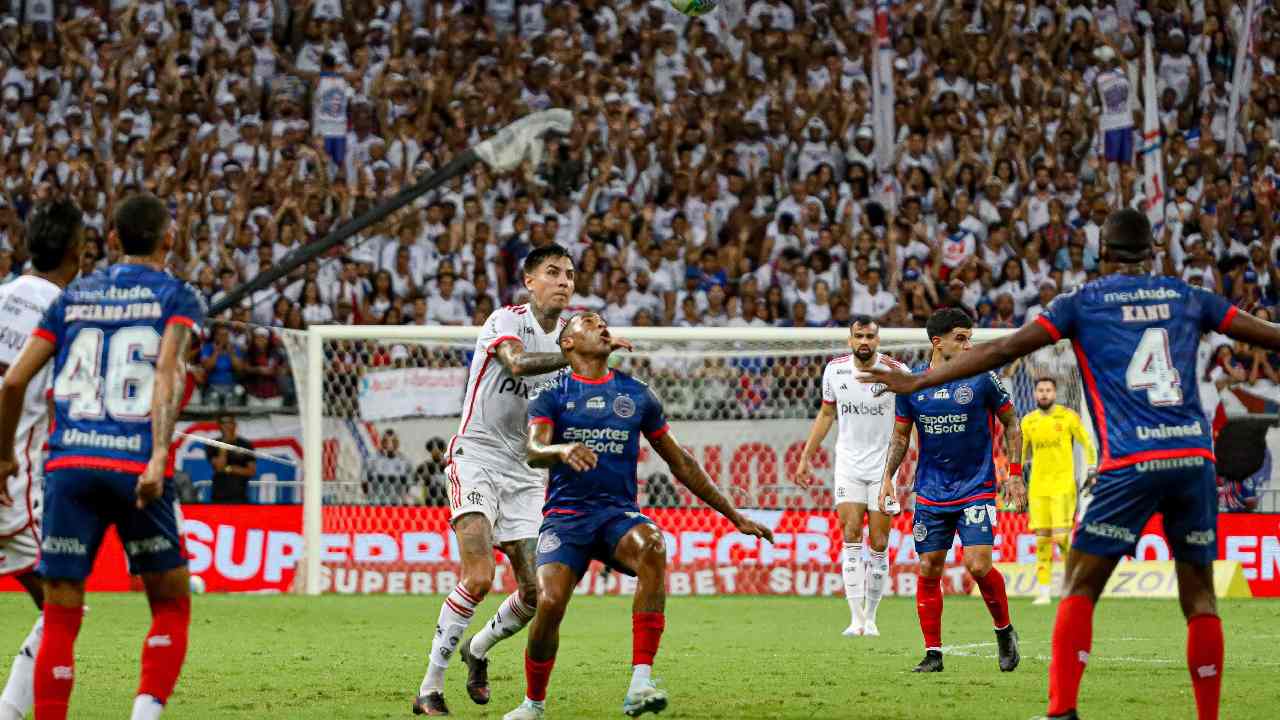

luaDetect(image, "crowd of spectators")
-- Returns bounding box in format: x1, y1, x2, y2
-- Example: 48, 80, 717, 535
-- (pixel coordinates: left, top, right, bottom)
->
0, 0, 1279, 450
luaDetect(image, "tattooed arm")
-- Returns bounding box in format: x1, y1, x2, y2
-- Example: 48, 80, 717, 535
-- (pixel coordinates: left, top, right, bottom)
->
878, 419, 913, 512
495, 339, 571, 378
998, 404, 1027, 512
137, 323, 194, 508
650, 431, 773, 542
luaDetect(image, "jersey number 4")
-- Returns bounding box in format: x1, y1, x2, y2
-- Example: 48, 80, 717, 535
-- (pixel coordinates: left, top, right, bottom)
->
53, 327, 160, 421
1125, 327, 1182, 406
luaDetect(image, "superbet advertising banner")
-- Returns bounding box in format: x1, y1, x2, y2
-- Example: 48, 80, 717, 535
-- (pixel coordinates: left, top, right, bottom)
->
6, 507, 1278, 598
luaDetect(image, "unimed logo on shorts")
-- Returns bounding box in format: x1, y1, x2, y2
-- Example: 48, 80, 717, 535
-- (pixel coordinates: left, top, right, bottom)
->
42, 536, 87, 555
125, 536, 175, 555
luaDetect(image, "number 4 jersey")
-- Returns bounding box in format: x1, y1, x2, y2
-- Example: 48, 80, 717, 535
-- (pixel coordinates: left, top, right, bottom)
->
1034, 274, 1236, 473
35, 264, 207, 475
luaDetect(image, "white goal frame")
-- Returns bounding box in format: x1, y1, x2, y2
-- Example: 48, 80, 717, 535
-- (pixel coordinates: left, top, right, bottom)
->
298, 325, 1018, 595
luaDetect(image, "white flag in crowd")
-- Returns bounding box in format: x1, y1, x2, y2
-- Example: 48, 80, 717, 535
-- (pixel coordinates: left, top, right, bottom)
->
871, 0, 895, 177
1141, 32, 1165, 236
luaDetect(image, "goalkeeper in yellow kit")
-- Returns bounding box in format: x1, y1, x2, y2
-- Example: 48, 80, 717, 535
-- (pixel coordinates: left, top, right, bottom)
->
1020, 377, 1096, 605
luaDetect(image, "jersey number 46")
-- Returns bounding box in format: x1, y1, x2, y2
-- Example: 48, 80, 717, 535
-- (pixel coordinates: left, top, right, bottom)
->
53, 327, 160, 421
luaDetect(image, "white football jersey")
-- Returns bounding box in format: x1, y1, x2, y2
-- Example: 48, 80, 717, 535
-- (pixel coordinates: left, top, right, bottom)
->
821, 352, 904, 482
449, 304, 566, 480
0, 275, 61, 535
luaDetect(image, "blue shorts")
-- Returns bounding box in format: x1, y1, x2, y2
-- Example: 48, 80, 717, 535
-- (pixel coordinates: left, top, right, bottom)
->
1072, 457, 1217, 565
536, 507, 654, 579
39, 468, 186, 581
1103, 128, 1134, 164
323, 136, 347, 168
912, 498, 998, 555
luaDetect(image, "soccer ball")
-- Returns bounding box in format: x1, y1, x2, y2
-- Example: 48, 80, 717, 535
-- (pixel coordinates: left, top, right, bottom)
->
189, 575, 207, 594
669, 0, 717, 16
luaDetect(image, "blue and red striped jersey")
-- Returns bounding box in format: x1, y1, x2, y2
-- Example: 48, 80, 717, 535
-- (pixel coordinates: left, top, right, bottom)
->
527, 370, 669, 514
36, 263, 207, 475
1035, 273, 1235, 472
895, 370, 1012, 506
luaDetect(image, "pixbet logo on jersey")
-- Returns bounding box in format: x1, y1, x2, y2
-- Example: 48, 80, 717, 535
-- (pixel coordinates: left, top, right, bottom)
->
496, 377, 533, 398
839, 401, 885, 417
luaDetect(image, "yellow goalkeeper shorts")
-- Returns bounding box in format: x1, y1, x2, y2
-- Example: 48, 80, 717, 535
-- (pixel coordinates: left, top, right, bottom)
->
1029, 491, 1077, 531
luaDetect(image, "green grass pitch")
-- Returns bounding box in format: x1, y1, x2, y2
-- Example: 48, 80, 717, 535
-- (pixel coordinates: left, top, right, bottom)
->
0, 593, 1276, 719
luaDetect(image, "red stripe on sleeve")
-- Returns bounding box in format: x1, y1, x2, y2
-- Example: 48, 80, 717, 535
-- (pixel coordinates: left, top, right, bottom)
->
488, 335, 521, 354
33, 328, 55, 344
529, 417, 554, 426
1217, 305, 1239, 334
1034, 315, 1062, 342
895, 416, 911, 424
645, 424, 671, 441
167, 315, 197, 329
999, 402, 1014, 415
821, 399, 836, 405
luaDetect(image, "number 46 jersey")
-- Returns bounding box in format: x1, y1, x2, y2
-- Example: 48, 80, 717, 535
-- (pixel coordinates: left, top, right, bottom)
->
1034, 274, 1236, 474
35, 264, 207, 475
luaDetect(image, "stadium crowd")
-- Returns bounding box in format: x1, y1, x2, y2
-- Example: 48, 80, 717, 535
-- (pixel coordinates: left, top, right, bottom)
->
1, 1, 1279, 476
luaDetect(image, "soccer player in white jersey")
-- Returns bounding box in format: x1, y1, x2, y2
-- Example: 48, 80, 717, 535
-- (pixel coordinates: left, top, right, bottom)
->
0, 199, 83, 720
414, 244, 631, 716
794, 316, 904, 637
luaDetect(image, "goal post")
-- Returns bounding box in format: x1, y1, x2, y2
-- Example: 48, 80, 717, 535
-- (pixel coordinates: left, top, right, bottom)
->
282, 324, 1092, 596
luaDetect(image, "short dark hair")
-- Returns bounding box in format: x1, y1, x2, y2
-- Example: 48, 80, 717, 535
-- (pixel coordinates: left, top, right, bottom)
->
850, 314, 877, 330
1102, 208, 1152, 263
926, 307, 974, 340
523, 244, 572, 276
1035, 376, 1057, 388
25, 198, 82, 272
112, 193, 169, 256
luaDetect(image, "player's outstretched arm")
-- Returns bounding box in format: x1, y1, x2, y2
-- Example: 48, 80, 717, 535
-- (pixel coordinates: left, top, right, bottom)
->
794, 402, 836, 485
860, 322, 1056, 395
1222, 309, 1280, 353
649, 431, 774, 543
878, 419, 912, 514
0, 336, 55, 505
526, 420, 598, 471
137, 323, 194, 509
998, 405, 1027, 512
495, 335, 634, 378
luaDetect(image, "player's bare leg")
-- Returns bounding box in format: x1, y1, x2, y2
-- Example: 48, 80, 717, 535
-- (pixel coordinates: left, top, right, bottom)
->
0, 571, 44, 720
836, 502, 867, 636
463, 538, 540, 705
417, 513, 496, 716
130, 567, 192, 720
503, 563, 577, 720
32, 579, 85, 720
1044, 549, 1119, 719
612, 523, 669, 717
913, 549, 947, 672
863, 509, 891, 636
965, 544, 1018, 672
1176, 561, 1222, 720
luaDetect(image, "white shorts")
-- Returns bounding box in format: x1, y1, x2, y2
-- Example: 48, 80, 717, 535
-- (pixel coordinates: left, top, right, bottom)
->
446, 459, 543, 544
834, 473, 881, 513
0, 523, 40, 578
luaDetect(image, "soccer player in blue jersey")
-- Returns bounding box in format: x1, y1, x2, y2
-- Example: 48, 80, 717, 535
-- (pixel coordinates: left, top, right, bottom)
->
878, 308, 1026, 674
0, 194, 206, 720
861, 208, 1280, 720
501, 313, 773, 720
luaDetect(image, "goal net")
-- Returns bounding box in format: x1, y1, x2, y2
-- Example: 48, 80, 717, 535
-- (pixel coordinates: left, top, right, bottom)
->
280, 326, 1092, 596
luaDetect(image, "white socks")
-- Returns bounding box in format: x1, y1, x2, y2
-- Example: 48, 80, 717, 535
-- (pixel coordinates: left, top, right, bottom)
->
470, 592, 535, 660
420, 584, 481, 695
842, 542, 865, 621
629, 664, 652, 694
130, 694, 164, 720
0, 616, 41, 720
865, 549, 889, 622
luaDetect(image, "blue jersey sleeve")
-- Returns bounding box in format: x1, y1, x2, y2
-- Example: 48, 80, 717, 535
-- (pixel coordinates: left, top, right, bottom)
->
983, 371, 1013, 413
894, 392, 912, 423
168, 283, 208, 335
527, 384, 560, 428
1190, 286, 1237, 334
641, 388, 670, 440
35, 292, 66, 346
1036, 291, 1078, 342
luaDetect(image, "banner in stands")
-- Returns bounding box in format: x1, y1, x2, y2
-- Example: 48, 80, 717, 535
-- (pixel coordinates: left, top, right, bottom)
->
356, 367, 467, 421
6, 507, 1277, 597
